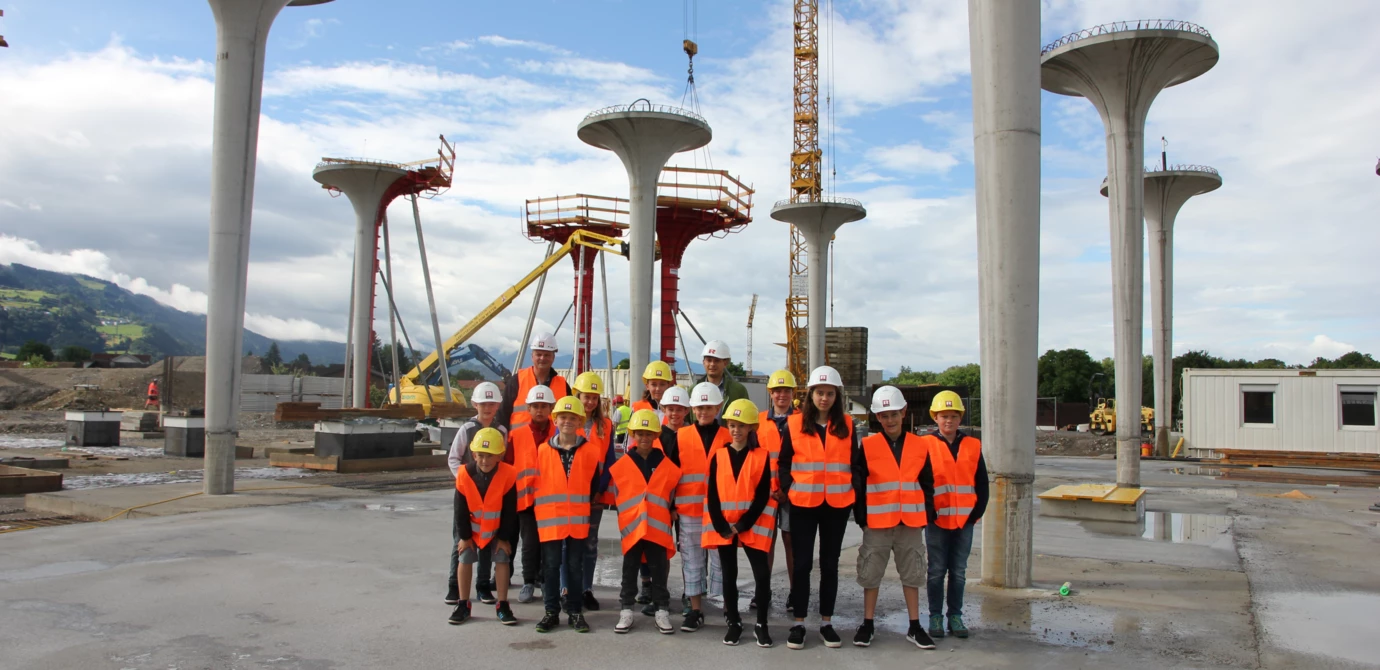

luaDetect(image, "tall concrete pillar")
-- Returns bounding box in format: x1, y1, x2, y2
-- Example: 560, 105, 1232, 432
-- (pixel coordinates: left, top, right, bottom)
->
578, 103, 710, 402
1101, 165, 1221, 456
312, 163, 409, 408
769, 202, 865, 371
203, 0, 331, 495
968, 0, 1040, 589
1041, 21, 1217, 487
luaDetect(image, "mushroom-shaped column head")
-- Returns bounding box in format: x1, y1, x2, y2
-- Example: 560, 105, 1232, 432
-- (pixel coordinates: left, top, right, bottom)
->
1042, 21, 1218, 487
578, 102, 710, 402
770, 198, 867, 372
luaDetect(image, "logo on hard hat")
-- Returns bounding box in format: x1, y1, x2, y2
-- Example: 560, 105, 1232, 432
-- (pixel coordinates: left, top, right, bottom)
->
775, 377, 784, 384
641, 419, 649, 427
819, 374, 827, 381
732, 409, 741, 417
482, 440, 490, 448
537, 392, 546, 399
709, 349, 717, 355
882, 399, 890, 407
945, 400, 954, 408
564, 402, 573, 410
700, 394, 708, 402
485, 391, 494, 399
655, 370, 664, 377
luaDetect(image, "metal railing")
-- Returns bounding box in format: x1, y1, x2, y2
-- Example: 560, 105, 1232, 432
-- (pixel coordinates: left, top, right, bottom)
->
524, 193, 631, 240
583, 98, 707, 124
657, 166, 754, 226
1146, 163, 1220, 176
1042, 20, 1213, 55
771, 195, 864, 211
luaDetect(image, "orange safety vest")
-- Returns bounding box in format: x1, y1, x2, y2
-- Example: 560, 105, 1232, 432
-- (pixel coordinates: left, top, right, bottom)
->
785, 414, 856, 509
455, 462, 517, 549
701, 446, 777, 553
861, 433, 929, 529
580, 416, 616, 505
511, 368, 570, 431
757, 410, 791, 492
608, 451, 681, 557
674, 424, 729, 518
508, 425, 546, 511
533, 441, 601, 542
632, 399, 654, 413
147, 382, 159, 398
923, 433, 981, 530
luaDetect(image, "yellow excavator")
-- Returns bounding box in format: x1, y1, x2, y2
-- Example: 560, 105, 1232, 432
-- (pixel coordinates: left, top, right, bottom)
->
1087, 373, 1153, 435
389, 229, 629, 415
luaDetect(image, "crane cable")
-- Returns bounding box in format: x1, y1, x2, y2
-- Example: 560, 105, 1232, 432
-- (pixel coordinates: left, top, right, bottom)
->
680, 0, 712, 171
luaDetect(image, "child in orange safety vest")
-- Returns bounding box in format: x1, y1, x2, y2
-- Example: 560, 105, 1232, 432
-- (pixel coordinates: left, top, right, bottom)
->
920, 390, 987, 641
533, 396, 605, 635
610, 409, 682, 635
449, 427, 519, 627
673, 381, 731, 632
703, 399, 777, 648
848, 386, 936, 650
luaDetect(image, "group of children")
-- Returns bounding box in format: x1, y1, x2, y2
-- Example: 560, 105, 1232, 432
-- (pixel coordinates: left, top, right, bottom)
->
445, 334, 987, 651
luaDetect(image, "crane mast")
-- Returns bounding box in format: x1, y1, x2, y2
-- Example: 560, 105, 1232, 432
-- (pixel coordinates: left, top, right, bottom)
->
746, 293, 758, 374
785, 0, 821, 387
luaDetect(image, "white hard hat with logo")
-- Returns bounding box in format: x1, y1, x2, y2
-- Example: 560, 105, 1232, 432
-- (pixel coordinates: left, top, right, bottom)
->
471, 381, 503, 405
689, 381, 724, 407
701, 340, 731, 360
660, 386, 690, 407
530, 332, 559, 352
807, 365, 843, 388
870, 385, 907, 414
525, 384, 555, 405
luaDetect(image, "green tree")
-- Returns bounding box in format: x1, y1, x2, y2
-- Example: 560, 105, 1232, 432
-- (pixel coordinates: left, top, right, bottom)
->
452, 368, 486, 382
727, 361, 747, 377
936, 363, 981, 398
264, 342, 283, 368
1036, 349, 1102, 403
293, 353, 312, 370
886, 366, 939, 385
58, 345, 92, 363
17, 340, 53, 361
378, 344, 414, 377
615, 358, 630, 370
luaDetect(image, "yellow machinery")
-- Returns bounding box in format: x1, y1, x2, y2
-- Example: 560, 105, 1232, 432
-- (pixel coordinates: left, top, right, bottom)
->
1088, 399, 1154, 436
783, 0, 823, 389
390, 229, 628, 415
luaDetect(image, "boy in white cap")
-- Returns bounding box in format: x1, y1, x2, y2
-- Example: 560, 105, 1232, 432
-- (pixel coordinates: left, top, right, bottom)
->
507, 385, 556, 604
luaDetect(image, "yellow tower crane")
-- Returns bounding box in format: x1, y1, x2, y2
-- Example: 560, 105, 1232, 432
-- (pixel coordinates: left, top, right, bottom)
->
784, 0, 822, 386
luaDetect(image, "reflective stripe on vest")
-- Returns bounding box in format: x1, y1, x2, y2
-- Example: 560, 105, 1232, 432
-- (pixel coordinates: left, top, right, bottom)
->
580, 417, 616, 505
674, 424, 728, 517
861, 432, 929, 529
508, 427, 545, 511
756, 410, 790, 493
701, 447, 777, 553
511, 369, 569, 431
609, 451, 681, 556
533, 442, 600, 542
455, 462, 517, 549
785, 414, 855, 509
925, 433, 981, 530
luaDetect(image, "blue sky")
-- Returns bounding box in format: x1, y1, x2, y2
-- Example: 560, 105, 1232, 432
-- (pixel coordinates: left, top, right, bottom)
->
1, 0, 1378, 375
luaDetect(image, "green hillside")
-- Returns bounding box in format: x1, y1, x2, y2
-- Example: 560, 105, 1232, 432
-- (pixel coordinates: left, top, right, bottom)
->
0, 263, 344, 364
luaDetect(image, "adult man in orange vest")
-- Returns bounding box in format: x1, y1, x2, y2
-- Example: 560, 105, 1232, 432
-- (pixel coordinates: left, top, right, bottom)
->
920, 391, 986, 641
849, 386, 936, 650
507, 385, 556, 605
532, 396, 604, 634
449, 428, 519, 626
610, 409, 681, 636
499, 332, 570, 431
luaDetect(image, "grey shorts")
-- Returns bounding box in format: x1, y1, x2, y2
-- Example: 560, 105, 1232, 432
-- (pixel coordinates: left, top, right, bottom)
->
777, 499, 791, 534
856, 525, 926, 589
459, 543, 512, 566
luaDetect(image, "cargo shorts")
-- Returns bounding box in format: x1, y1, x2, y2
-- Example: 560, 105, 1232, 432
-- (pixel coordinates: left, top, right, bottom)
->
459, 543, 512, 565
856, 524, 927, 589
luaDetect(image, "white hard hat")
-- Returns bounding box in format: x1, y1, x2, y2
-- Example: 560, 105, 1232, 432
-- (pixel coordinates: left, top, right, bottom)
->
471, 381, 502, 405
870, 385, 907, 414
525, 384, 555, 405
807, 365, 843, 388
701, 340, 731, 360
689, 381, 724, 407
660, 385, 690, 407
530, 332, 559, 352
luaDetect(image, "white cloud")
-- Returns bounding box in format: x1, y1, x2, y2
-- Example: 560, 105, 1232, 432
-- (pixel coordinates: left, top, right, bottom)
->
866, 142, 959, 174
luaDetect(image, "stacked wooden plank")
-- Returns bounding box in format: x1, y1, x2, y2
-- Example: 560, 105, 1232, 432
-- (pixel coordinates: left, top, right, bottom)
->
268, 452, 447, 473
0, 465, 63, 495
274, 402, 426, 423
1219, 468, 1380, 488
1217, 449, 1380, 472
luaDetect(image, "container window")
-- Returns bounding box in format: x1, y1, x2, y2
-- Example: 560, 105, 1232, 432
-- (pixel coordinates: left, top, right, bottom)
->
1242, 387, 1275, 425
1340, 389, 1377, 427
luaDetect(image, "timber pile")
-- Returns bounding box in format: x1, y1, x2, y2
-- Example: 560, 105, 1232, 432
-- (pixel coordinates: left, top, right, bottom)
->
1217, 449, 1380, 472
274, 402, 425, 423
429, 402, 477, 420
1219, 468, 1380, 488
0, 464, 63, 495
268, 452, 447, 473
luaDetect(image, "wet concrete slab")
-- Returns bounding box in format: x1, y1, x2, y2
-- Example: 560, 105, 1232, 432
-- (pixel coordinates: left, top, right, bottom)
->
23, 475, 352, 520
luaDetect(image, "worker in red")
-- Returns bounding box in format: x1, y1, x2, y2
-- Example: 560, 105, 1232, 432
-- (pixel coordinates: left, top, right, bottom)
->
610, 409, 682, 636
921, 391, 987, 641
499, 332, 569, 431
703, 399, 777, 648
145, 379, 160, 409
850, 386, 936, 650
448, 428, 519, 626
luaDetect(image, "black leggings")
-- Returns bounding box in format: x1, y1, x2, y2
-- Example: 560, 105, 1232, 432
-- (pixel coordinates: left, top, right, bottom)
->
717, 544, 770, 625
789, 503, 851, 619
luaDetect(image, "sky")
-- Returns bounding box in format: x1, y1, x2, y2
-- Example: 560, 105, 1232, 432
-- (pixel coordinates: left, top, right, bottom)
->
1, 0, 1377, 376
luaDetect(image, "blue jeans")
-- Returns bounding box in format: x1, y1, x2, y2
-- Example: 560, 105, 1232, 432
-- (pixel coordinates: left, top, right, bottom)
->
925, 523, 975, 617
560, 507, 603, 593
543, 538, 586, 613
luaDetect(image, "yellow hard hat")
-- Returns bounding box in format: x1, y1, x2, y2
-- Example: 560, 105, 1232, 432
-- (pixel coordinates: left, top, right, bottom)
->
552, 395, 587, 419
572, 371, 604, 396
767, 369, 797, 390
929, 391, 965, 418
642, 360, 674, 382
724, 399, 760, 425
469, 427, 507, 455
628, 409, 661, 434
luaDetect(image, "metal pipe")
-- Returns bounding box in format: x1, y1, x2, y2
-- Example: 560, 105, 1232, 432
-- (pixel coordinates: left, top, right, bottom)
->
411, 194, 452, 404
553, 302, 574, 338
378, 268, 433, 408
381, 215, 401, 401
600, 251, 614, 373
342, 261, 356, 408
514, 240, 556, 371
574, 242, 586, 373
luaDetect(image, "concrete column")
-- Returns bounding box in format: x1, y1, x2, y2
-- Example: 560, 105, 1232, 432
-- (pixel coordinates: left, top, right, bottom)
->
969, 0, 1040, 589
1042, 22, 1218, 487
769, 202, 865, 371
578, 106, 710, 402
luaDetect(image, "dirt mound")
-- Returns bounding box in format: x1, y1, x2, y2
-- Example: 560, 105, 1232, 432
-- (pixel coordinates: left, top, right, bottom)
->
1036, 430, 1117, 456
0, 367, 206, 411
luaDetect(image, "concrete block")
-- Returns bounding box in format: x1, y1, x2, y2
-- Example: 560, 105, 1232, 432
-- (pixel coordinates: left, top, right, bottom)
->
314, 421, 415, 460
65, 411, 122, 447
0, 464, 64, 494
1040, 496, 1143, 522
121, 411, 160, 432
438, 418, 464, 450
163, 416, 206, 458
0, 456, 69, 469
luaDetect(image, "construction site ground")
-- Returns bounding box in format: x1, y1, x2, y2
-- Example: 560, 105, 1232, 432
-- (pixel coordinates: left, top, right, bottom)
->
3, 445, 1377, 668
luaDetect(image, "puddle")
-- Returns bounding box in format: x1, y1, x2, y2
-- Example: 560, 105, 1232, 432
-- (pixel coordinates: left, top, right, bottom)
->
0, 437, 65, 449
1140, 512, 1231, 544
1258, 592, 1380, 665
1172, 465, 1222, 476
359, 503, 435, 512
63, 467, 314, 490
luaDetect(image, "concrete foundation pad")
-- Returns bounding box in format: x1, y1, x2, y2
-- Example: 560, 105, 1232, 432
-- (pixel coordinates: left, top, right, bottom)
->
23, 479, 363, 520
1038, 483, 1145, 522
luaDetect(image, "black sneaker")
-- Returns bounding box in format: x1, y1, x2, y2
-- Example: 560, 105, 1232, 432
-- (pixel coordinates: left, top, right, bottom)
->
582, 590, 601, 611
724, 621, 744, 646
820, 624, 842, 648
754, 624, 774, 648
476, 586, 496, 605
447, 600, 471, 625
681, 609, 704, 632
535, 610, 560, 633
853, 621, 874, 647
496, 601, 518, 626
907, 623, 937, 649
569, 612, 591, 633
444, 583, 459, 606
641, 602, 658, 616
635, 582, 651, 605
787, 624, 807, 650
748, 596, 758, 610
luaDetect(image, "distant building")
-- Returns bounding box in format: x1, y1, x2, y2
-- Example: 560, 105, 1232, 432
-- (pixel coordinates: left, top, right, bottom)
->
1183, 369, 1379, 457
90, 353, 152, 369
